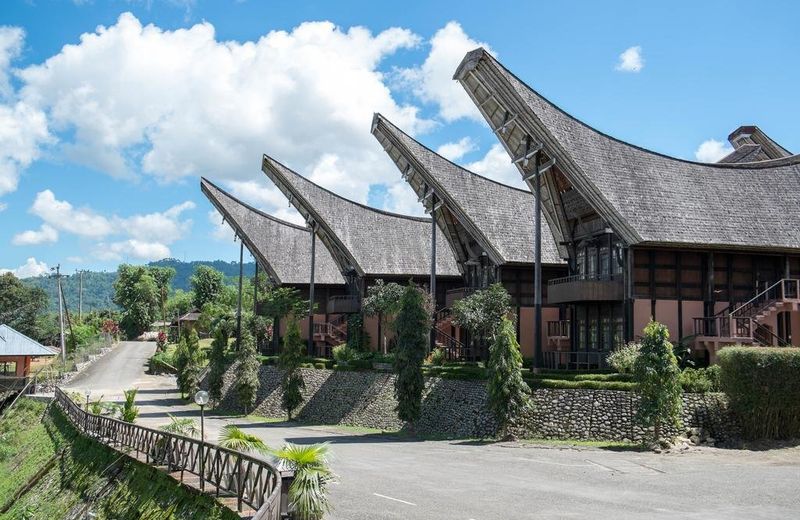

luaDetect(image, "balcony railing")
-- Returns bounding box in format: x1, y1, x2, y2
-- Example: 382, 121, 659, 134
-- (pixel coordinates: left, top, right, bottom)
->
547, 273, 623, 304
547, 320, 570, 339
692, 316, 753, 340
326, 295, 361, 314
543, 351, 609, 371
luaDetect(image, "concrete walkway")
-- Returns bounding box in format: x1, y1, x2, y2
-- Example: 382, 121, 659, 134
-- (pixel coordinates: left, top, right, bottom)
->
63, 342, 800, 520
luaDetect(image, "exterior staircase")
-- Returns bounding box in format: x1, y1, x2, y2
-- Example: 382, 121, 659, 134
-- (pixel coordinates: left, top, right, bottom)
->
312, 314, 348, 354
431, 307, 474, 360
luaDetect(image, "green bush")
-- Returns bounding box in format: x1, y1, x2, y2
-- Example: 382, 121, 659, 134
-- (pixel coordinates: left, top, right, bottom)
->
527, 379, 638, 391
349, 359, 373, 370
606, 342, 641, 374
679, 366, 721, 393
527, 372, 633, 382
423, 366, 487, 380
332, 344, 360, 364
258, 355, 279, 366
148, 351, 176, 374
300, 362, 316, 369
313, 362, 327, 370
718, 346, 800, 439
426, 347, 446, 366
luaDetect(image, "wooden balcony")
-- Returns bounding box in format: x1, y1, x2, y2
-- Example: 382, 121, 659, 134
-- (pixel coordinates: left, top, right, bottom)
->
326, 295, 361, 314
547, 320, 570, 339
547, 274, 623, 304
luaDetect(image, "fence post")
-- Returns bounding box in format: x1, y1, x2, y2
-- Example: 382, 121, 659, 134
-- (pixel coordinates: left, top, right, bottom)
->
280, 471, 294, 519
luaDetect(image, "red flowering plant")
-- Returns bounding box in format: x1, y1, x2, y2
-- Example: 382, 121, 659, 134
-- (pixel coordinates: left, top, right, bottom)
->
156, 331, 168, 351
101, 319, 120, 341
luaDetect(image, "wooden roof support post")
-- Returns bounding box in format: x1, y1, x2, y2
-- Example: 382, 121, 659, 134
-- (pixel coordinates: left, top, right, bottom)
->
308, 221, 317, 356
236, 240, 244, 350
533, 149, 544, 372
430, 194, 438, 350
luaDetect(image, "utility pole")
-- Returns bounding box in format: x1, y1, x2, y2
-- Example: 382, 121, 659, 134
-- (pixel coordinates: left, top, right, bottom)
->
76, 269, 87, 322
52, 265, 66, 363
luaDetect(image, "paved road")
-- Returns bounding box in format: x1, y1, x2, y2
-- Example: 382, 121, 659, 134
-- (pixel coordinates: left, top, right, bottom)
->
63, 340, 157, 398
65, 342, 800, 520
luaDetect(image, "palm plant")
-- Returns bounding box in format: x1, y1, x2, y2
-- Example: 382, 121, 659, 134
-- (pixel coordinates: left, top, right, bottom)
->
273, 443, 335, 520
159, 413, 200, 437
121, 388, 139, 423
218, 425, 270, 455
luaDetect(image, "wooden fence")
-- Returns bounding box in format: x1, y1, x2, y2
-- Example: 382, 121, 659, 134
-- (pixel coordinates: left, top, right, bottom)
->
53, 387, 288, 519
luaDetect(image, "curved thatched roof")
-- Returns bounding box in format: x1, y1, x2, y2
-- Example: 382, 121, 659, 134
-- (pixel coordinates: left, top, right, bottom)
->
372, 113, 563, 266
261, 155, 461, 278
201, 178, 343, 285
456, 48, 800, 253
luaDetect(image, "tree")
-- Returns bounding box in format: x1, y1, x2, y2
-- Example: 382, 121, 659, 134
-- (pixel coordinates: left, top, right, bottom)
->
208, 327, 228, 406
362, 279, 404, 353
0, 272, 52, 343
393, 283, 429, 427
149, 266, 175, 330
190, 265, 225, 310
236, 328, 260, 413
279, 318, 305, 420
272, 442, 335, 520
451, 283, 511, 339
633, 320, 683, 445
175, 329, 202, 398
121, 388, 140, 423
166, 289, 194, 319
113, 264, 159, 338
487, 317, 532, 439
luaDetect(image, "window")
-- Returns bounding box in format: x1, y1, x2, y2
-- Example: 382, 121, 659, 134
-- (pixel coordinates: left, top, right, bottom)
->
1, 361, 17, 376
599, 246, 610, 278
587, 246, 597, 278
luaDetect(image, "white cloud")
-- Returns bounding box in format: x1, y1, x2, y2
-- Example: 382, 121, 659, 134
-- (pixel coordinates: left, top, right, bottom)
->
436, 137, 476, 162
66, 256, 84, 263
12, 224, 59, 245
226, 180, 304, 225
94, 239, 171, 262
383, 181, 426, 216
695, 139, 733, 162
30, 189, 114, 238
466, 143, 528, 190
615, 46, 644, 73
208, 209, 236, 242
399, 21, 493, 122
0, 26, 25, 98
17, 13, 429, 211
0, 257, 49, 278
120, 200, 195, 244
0, 202, 6, 211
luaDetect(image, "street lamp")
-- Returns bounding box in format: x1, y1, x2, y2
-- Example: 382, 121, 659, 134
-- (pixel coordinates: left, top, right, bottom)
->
194, 390, 209, 492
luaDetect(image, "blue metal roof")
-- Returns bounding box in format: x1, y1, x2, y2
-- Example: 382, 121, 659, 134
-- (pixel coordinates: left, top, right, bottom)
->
0, 324, 57, 357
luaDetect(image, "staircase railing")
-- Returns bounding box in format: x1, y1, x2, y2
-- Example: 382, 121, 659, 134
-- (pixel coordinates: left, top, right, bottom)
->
731, 279, 800, 318
432, 326, 473, 361
753, 323, 792, 347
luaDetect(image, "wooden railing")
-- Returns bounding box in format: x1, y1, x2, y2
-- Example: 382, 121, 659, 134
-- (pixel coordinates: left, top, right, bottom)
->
53, 388, 287, 519
543, 351, 609, 371
692, 316, 754, 340
731, 279, 800, 318
432, 327, 480, 361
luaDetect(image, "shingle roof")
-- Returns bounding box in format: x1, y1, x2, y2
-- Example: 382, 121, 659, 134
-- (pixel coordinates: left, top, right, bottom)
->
372, 114, 563, 265
261, 155, 461, 278
456, 48, 800, 252
201, 178, 344, 285
0, 324, 56, 357
718, 144, 764, 164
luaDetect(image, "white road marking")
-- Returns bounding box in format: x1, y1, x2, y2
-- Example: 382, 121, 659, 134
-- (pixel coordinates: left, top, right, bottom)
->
373, 493, 417, 506
520, 457, 593, 468
584, 459, 618, 472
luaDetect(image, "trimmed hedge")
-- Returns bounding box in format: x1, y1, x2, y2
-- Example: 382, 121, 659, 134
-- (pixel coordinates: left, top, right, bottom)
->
526, 378, 637, 391
718, 347, 800, 440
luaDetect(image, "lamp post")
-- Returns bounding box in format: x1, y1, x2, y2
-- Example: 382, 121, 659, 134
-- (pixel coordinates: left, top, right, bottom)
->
194, 390, 209, 492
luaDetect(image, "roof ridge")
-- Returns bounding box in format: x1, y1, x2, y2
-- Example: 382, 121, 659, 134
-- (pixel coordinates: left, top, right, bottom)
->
463, 47, 800, 171
261, 155, 434, 223
200, 177, 310, 232
373, 113, 532, 195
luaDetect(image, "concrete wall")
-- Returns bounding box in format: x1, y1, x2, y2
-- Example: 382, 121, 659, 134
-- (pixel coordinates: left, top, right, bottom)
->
208, 365, 738, 442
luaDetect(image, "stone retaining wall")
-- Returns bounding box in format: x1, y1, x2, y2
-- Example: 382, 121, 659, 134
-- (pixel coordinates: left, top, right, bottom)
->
208, 364, 738, 442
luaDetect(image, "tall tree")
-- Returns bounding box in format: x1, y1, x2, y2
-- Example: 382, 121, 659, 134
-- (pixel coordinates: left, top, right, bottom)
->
393, 284, 429, 429
362, 279, 404, 353
149, 266, 176, 329
236, 328, 261, 413
208, 327, 228, 406
633, 320, 683, 445
190, 265, 225, 310
451, 283, 511, 339
279, 318, 305, 420
0, 273, 51, 343
113, 264, 159, 338
487, 317, 532, 439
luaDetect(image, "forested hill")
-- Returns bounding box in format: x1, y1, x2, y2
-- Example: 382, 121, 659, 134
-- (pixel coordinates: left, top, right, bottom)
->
22, 259, 256, 313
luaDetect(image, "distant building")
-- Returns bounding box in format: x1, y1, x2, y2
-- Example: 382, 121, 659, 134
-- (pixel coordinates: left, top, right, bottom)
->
0, 324, 56, 377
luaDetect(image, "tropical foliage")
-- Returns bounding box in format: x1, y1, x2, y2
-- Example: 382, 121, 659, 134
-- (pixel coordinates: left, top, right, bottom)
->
121, 388, 140, 423
633, 321, 682, 443
113, 264, 160, 338
451, 283, 511, 339
487, 317, 532, 439
393, 283, 429, 426
191, 265, 226, 310
363, 279, 404, 353
235, 329, 261, 413
218, 425, 270, 454
280, 318, 306, 419
606, 342, 641, 374
175, 330, 203, 398
0, 272, 56, 345
159, 414, 200, 437
207, 327, 228, 406
273, 442, 335, 520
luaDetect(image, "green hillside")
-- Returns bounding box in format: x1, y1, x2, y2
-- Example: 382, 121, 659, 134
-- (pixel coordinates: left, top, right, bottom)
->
22, 259, 256, 313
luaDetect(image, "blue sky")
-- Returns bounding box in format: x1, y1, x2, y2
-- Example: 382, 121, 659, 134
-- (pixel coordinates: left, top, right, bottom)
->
1, 0, 798, 277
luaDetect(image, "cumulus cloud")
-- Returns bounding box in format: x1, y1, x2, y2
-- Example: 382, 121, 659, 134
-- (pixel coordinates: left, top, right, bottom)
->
226, 180, 304, 225
695, 139, 733, 162
30, 190, 114, 238
382, 181, 426, 216
466, 143, 527, 190
0, 26, 25, 98
0, 202, 6, 211
12, 224, 58, 245
615, 46, 644, 73
436, 137, 476, 162
0, 257, 49, 278
17, 13, 428, 208
94, 239, 171, 262
399, 21, 493, 122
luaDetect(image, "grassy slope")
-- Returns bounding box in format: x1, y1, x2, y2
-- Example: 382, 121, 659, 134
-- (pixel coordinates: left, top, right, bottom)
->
0, 399, 238, 520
